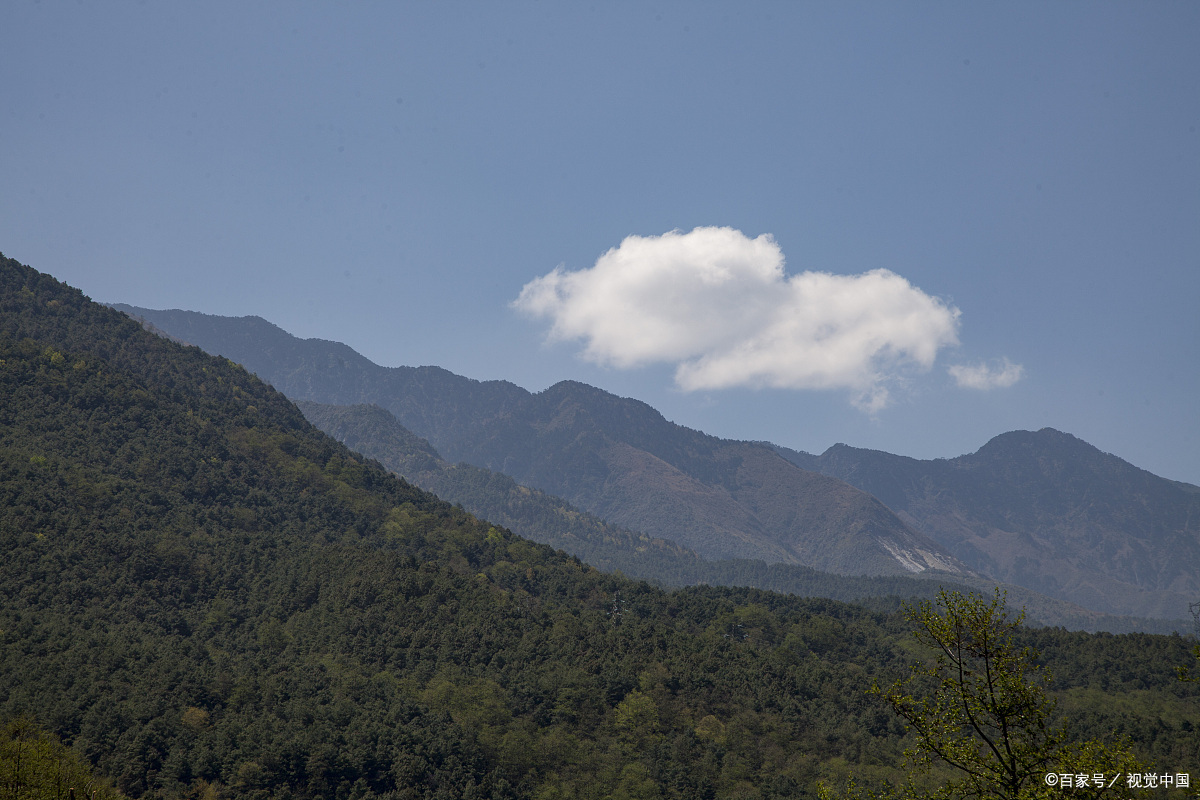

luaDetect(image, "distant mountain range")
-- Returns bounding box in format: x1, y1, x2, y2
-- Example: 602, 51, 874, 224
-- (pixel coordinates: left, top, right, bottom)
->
773, 432, 1200, 619
7, 255, 944, 797
294, 400, 986, 608
290, 400, 1186, 633
112, 306, 965, 578
10, 256, 1196, 798
114, 305, 1200, 623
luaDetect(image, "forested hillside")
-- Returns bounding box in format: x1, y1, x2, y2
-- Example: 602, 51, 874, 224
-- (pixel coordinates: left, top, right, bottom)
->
117, 305, 1197, 627
296, 400, 705, 580
4, 256, 1197, 799
297, 401, 976, 600
297, 401, 1186, 634
113, 306, 966, 577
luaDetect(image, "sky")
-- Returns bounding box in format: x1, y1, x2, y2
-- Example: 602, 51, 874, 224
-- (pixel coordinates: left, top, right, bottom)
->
4, 2, 1199, 484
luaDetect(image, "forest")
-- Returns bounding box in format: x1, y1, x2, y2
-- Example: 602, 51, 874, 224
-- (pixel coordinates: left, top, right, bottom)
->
1, 253, 1197, 800
294, 401, 974, 608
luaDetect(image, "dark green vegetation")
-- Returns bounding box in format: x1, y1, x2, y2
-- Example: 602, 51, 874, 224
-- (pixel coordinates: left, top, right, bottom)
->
294, 402, 1182, 635
822, 591, 1162, 800
870, 591, 1143, 800
296, 401, 969, 607
1178, 605, 1200, 683
111, 306, 966, 577
3, 257, 1196, 800
294, 401, 703, 583
115, 306, 1200, 625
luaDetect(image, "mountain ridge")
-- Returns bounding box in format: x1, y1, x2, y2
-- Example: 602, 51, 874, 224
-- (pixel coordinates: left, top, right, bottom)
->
298, 399, 1187, 633
115, 305, 967, 578
109, 305, 531, 454
7, 257, 1198, 800
772, 429, 1200, 618
115, 304, 1199, 620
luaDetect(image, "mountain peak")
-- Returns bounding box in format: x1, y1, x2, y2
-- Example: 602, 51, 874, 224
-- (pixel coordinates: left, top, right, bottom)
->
790, 425, 1200, 618
971, 428, 1131, 475
979, 427, 1079, 448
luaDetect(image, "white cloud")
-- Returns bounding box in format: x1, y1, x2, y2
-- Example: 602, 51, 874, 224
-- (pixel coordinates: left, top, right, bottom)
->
513, 226, 962, 412
948, 358, 1025, 390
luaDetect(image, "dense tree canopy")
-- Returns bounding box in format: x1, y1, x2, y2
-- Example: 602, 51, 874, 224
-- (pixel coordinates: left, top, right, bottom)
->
1, 254, 1197, 800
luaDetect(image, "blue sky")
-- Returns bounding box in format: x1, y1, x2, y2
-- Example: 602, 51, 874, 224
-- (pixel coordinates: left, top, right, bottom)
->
4, 2, 1199, 484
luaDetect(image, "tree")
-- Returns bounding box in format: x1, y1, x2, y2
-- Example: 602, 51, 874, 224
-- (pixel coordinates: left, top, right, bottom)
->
823, 589, 1145, 800
0, 716, 127, 800
1179, 601, 1200, 683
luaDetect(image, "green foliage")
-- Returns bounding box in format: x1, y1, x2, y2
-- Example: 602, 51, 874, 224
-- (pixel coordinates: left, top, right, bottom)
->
0, 716, 127, 800
0, 254, 923, 797
297, 401, 977, 607
823, 591, 1160, 800
1180, 650, 1200, 683
886, 589, 1063, 800
124, 306, 954, 577
2, 255, 1197, 800
1178, 603, 1200, 683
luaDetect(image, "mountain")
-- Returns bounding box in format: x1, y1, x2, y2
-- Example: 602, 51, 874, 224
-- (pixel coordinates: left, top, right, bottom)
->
108, 305, 531, 454
7, 255, 1198, 798
432, 378, 966, 575
113, 306, 968, 578
7, 253, 935, 797
294, 400, 705, 580
295, 400, 1189, 634
114, 305, 1200, 624
297, 401, 979, 602
773, 431, 1200, 619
